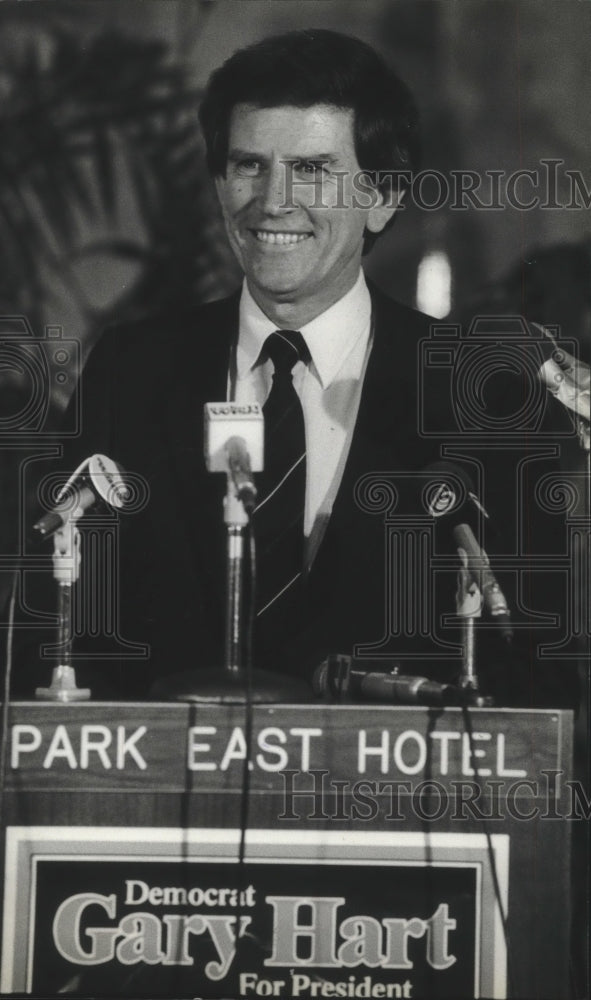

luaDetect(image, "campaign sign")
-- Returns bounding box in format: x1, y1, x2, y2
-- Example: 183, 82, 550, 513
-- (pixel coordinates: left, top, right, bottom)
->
1, 828, 508, 998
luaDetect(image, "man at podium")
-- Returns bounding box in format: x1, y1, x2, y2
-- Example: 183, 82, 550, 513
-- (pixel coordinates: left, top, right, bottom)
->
22, 29, 578, 709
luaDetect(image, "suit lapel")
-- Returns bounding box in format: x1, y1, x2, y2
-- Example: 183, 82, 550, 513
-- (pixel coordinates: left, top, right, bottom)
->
164, 293, 240, 597
307, 285, 432, 598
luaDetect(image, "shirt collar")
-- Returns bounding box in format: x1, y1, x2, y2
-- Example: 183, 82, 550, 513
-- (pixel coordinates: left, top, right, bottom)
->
237, 271, 372, 389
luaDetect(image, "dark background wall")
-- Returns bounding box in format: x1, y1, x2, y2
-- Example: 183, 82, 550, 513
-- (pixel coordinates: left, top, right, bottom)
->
0, 0, 588, 348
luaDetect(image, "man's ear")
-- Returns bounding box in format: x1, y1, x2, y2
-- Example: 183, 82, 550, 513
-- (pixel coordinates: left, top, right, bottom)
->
366, 187, 405, 234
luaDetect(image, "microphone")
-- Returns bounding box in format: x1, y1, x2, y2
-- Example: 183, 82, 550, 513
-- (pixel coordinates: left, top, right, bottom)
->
452, 523, 513, 641
312, 657, 462, 706
422, 460, 513, 641
32, 454, 130, 539
204, 402, 264, 514
225, 436, 257, 514
422, 459, 489, 527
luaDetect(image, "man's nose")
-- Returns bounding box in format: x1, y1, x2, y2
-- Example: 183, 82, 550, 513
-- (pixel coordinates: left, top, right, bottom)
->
258, 160, 294, 215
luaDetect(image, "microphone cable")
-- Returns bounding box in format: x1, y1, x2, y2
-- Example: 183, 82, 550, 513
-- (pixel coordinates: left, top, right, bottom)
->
234, 517, 257, 966
0, 568, 19, 828
238, 522, 256, 869
461, 704, 516, 997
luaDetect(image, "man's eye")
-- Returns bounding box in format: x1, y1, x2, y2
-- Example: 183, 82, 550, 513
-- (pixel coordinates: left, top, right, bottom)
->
235, 159, 261, 176
293, 160, 329, 179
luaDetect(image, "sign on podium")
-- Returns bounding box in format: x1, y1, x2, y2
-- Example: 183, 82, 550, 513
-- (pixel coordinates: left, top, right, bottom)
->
0, 703, 574, 999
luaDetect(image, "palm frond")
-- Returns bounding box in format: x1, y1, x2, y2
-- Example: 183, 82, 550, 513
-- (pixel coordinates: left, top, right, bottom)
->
0, 23, 234, 329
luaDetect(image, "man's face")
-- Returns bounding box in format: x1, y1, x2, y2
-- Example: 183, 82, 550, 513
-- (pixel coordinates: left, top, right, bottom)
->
215, 103, 397, 325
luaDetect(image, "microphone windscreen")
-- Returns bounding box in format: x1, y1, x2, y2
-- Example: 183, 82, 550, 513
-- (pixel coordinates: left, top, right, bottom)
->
420, 460, 486, 553
204, 402, 264, 473
88, 454, 130, 509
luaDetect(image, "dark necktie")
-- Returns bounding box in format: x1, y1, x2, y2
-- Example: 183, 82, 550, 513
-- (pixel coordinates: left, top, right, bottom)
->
253, 330, 310, 665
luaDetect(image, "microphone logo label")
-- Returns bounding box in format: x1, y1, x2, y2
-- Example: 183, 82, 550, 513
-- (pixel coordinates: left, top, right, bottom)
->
425, 481, 457, 518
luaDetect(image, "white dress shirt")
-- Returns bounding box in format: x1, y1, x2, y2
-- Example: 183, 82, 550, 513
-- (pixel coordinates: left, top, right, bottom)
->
230, 270, 373, 568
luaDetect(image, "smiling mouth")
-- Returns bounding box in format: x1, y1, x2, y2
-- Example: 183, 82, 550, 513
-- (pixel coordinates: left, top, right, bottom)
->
251, 230, 312, 246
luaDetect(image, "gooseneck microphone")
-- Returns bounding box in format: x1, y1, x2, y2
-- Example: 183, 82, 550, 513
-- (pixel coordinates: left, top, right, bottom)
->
423, 460, 513, 642
33, 486, 97, 539
312, 658, 465, 707
452, 523, 513, 642
32, 454, 130, 539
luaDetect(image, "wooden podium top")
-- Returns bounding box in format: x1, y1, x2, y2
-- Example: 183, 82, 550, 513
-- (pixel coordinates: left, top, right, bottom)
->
3, 701, 573, 795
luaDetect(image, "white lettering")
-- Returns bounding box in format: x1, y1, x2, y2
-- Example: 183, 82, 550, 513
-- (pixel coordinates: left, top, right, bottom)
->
428, 731, 460, 775
290, 728, 322, 771
393, 732, 427, 775
461, 732, 492, 777
116, 913, 164, 964
497, 733, 527, 778
125, 880, 148, 905
53, 892, 118, 964
116, 726, 147, 769
220, 727, 247, 771
265, 896, 343, 967
256, 728, 288, 772
187, 726, 217, 771
80, 726, 112, 769
53, 892, 251, 979
43, 725, 77, 769
358, 731, 389, 774
11, 725, 41, 768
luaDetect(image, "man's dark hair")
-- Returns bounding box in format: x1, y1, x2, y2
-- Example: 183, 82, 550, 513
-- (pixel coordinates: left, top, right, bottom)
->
199, 28, 420, 246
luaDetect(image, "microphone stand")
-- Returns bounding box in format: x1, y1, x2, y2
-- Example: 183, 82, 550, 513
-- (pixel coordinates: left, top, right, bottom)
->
35, 512, 91, 702
153, 477, 309, 703
223, 486, 249, 673
455, 558, 493, 707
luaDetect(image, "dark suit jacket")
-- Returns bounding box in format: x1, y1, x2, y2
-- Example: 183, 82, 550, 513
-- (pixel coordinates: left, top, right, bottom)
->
19, 282, 578, 706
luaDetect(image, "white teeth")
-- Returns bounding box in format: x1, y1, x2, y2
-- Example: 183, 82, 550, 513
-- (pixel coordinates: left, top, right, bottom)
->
254, 231, 310, 245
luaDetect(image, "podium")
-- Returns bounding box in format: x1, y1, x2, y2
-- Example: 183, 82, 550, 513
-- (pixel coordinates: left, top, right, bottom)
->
0, 703, 574, 999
